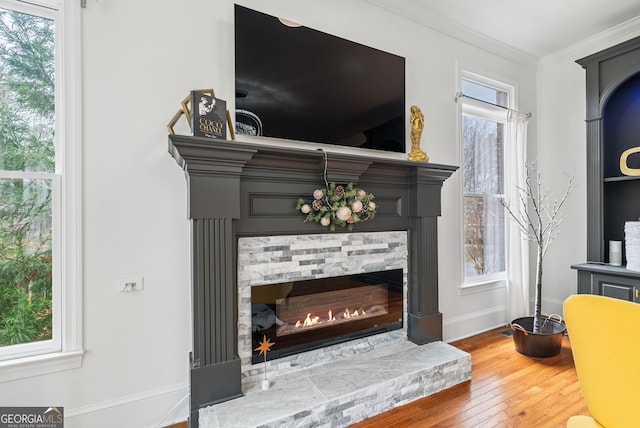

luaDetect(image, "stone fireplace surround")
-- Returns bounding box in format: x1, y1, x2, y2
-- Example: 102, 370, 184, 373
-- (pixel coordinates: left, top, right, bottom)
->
168, 135, 462, 427
237, 231, 408, 386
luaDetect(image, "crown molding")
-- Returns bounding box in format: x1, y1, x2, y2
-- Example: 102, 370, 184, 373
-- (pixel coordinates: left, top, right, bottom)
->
540, 14, 640, 64
363, 0, 539, 69
365, 0, 640, 68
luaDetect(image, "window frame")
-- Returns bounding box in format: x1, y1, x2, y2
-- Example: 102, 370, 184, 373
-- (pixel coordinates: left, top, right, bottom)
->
0, 0, 83, 381
459, 71, 515, 289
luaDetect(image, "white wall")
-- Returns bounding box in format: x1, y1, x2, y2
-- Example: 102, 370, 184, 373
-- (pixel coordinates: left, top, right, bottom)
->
11, 0, 630, 426
535, 55, 587, 316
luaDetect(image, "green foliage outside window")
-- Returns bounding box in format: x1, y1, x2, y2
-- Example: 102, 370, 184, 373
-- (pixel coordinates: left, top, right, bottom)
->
0, 8, 55, 347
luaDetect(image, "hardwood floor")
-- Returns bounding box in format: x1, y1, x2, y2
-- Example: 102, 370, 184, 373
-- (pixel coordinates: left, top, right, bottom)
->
165, 327, 589, 428
350, 327, 590, 428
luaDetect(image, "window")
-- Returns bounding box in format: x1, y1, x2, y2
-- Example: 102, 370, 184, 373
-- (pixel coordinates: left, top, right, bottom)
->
460, 74, 513, 284
0, 0, 81, 379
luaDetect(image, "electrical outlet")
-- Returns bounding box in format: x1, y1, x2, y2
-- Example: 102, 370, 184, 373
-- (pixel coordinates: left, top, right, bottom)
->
118, 277, 144, 292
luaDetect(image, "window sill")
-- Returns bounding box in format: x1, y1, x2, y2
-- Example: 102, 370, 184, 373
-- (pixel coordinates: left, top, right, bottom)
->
0, 350, 84, 383
459, 277, 507, 295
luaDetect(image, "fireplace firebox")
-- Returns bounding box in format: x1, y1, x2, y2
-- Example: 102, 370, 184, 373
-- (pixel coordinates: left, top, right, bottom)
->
251, 269, 403, 363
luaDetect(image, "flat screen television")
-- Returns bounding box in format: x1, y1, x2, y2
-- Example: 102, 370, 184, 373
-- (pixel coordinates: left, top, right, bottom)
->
234, 5, 406, 153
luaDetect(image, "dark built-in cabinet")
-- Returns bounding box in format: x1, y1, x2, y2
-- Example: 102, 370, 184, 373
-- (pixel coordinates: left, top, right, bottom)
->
571, 36, 640, 302
572, 263, 640, 302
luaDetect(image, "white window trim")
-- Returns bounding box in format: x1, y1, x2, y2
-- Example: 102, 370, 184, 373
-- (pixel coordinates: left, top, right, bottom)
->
458, 71, 515, 289
0, 0, 83, 382
462, 70, 517, 111
458, 277, 506, 296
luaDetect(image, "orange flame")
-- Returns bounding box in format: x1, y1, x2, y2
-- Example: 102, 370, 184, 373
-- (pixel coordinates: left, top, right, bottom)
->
293, 307, 367, 330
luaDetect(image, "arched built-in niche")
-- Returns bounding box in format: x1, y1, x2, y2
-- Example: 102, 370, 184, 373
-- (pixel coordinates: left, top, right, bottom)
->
602, 71, 640, 261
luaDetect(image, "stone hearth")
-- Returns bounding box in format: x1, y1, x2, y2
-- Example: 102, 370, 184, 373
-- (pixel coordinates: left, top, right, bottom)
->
199, 337, 470, 428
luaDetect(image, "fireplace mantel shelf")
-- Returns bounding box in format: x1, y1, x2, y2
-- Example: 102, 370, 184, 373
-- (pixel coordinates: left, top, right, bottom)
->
169, 134, 458, 182
168, 134, 458, 426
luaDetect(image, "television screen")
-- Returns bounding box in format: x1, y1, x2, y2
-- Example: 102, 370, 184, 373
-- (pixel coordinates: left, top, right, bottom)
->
234, 5, 406, 153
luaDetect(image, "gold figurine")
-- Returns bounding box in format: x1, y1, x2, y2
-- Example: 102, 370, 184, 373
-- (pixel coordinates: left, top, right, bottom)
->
408, 105, 429, 163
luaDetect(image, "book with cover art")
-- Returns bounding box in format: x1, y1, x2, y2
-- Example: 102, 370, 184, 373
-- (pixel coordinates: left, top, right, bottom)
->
191, 91, 227, 139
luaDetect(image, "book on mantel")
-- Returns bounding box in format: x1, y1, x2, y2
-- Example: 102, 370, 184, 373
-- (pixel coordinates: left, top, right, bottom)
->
191, 90, 227, 139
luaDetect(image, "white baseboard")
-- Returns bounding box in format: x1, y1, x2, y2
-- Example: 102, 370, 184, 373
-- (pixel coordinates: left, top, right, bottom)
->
443, 297, 568, 344
64, 382, 189, 428
443, 305, 508, 343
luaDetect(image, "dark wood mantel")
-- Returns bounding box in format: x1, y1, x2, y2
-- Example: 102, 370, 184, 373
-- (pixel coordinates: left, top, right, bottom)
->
168, 135, 458, 427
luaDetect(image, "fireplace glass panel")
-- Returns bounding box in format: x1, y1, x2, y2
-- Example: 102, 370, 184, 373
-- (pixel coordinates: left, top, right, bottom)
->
251, 269, 403, 363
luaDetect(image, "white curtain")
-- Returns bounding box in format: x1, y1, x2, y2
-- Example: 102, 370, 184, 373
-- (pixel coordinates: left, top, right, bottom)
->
506, 110, 529, 322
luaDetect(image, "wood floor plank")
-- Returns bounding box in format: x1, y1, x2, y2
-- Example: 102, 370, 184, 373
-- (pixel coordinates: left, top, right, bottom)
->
349, 327, 590, 428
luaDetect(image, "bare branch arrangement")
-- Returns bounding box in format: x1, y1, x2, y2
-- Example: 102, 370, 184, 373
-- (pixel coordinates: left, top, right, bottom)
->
502, 162, 575, 333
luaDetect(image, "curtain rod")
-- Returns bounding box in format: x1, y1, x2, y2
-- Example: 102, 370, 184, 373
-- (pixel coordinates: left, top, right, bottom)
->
455, 91, 532, 119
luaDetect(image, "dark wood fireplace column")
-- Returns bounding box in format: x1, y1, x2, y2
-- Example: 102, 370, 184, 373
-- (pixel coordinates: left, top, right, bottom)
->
407, 168, 450, 345
169, 139, 257, 426
168, 135, 457, 426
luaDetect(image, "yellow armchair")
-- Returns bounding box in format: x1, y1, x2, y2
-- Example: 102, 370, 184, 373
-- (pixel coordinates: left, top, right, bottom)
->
564, 294, 640, 428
